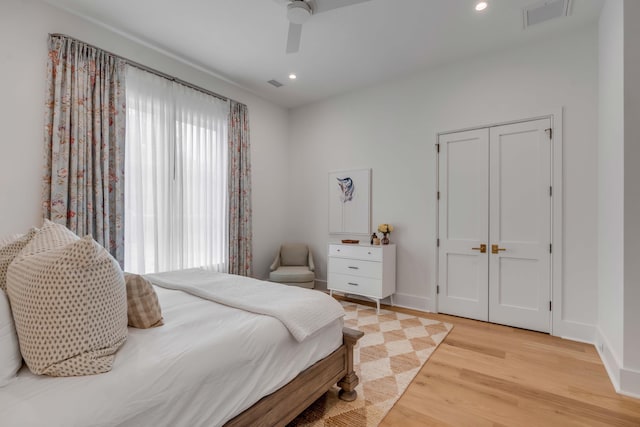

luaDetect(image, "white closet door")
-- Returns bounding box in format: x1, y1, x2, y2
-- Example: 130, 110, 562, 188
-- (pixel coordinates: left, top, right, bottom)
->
437, 129, 489, 321
488, 119, 551, 333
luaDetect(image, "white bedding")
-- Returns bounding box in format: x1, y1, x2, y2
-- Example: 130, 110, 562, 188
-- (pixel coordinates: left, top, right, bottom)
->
0, 284, 343, 427
146, 268, 345, 342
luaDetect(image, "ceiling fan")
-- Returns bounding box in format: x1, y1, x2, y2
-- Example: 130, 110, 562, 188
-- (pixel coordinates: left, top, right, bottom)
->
274, 0, 372, 54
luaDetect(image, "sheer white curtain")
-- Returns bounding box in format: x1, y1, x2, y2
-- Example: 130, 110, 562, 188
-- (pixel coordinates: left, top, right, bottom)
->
125, 66, 229, 274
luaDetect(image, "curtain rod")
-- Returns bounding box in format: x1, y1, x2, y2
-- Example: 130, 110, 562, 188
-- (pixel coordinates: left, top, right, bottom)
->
49, 33, 232, 103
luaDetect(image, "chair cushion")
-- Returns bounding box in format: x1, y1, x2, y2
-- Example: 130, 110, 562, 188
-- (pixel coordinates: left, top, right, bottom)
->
280, 244, 309, 266
270, 266, 315, 283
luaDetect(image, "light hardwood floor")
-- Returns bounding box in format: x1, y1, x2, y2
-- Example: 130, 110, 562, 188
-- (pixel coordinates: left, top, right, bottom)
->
337, 297, 640, 426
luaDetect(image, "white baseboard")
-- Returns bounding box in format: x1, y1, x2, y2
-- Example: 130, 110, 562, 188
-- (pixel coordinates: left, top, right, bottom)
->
555, 319, 596, 344
620, 367, 640, 398
593, 327, 640, 397
320, 286, 431, 313
391, 292, 432, 313
596, 327, 622, 391
339, 294, 393, 306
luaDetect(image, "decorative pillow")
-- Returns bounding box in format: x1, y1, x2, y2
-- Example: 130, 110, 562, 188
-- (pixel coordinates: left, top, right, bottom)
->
0, 234, 22, 247
280, 243, 309, 266
0, 228, 37, 292
6, 236, 127, 377
124, 273, 164, 329
20, 219, 79, 257
0, 289, 22, 387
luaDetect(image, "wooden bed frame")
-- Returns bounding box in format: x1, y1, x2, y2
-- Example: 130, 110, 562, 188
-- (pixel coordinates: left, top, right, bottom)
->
226, 327, 364, 427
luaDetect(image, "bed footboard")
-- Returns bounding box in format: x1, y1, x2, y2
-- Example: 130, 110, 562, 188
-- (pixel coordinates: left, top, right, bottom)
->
225, 327, 363, 427
337, 327, 363, 402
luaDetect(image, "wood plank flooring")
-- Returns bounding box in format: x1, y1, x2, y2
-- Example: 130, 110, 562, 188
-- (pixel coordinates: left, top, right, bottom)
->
337, 297, 640, 426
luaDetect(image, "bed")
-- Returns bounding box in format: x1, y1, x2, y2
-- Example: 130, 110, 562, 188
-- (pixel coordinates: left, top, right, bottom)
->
0, 268, 363, 427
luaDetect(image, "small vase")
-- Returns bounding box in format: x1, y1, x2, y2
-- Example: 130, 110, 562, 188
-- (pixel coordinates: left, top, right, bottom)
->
381, 233, 390, 245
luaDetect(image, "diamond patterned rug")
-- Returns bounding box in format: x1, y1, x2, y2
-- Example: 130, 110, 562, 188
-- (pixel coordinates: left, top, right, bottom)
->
289, 301, 453, 426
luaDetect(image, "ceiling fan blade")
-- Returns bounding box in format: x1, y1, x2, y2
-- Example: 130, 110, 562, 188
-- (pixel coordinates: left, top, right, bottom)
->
311, 0, 371, 14
286, 23, 303, 54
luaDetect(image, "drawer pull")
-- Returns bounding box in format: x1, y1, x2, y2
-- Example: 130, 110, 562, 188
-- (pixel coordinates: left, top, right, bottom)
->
368, 252, 371, 254
348, 266, 359, 270
347, 282, 359, 286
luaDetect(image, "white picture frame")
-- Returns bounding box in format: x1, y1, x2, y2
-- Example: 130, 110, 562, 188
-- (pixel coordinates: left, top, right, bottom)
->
328, 168, 371, 235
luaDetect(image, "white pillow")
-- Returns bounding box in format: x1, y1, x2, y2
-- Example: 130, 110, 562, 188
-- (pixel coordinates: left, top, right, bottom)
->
0, 289, 22, 387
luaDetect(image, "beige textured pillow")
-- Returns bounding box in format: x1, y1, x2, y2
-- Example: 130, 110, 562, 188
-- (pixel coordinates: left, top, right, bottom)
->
0, 228, 37, 292
7, 236, 127, 377
0, 234, 22, 247
20, 219, 79, 257
124, 273, 164, 329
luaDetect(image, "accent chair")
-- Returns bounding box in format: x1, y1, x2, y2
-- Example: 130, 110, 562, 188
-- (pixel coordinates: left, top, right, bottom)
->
269, 243, 315, 289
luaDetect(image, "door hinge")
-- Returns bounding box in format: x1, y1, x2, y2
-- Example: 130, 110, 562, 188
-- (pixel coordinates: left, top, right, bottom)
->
549, 186, 553, 197
437, 285, 440, 295
436, 143, 440, 153
549, 301, 552, 311
437, 238, 440, 247
549, 243, 552, 253
437, 191, 440, 200
545, 128, 553, 140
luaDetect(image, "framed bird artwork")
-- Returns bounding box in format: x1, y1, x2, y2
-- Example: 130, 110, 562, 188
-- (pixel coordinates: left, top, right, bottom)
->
328, 168, 371, 234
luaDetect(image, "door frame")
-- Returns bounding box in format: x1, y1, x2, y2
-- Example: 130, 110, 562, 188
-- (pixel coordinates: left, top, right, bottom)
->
434, 107, 563, 335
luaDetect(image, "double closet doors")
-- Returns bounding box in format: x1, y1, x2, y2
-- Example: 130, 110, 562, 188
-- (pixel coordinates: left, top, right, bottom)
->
437, 118, 552, 333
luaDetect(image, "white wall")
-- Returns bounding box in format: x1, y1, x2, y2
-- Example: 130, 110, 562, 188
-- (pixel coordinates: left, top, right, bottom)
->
596, 0, 640, 397
287, 26, 599, 340
0, 0, 290, 277
622, 0, 640, 392
597, 0, 625, 381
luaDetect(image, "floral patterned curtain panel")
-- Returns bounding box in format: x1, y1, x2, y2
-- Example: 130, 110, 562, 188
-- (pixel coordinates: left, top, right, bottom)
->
228, 101, 253, 276
43, 35, 126, 266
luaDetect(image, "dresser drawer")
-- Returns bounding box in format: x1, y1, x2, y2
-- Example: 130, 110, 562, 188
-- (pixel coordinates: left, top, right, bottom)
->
328, 257, 382, 279
328, 244, 382, 261
328, 273, 383, 298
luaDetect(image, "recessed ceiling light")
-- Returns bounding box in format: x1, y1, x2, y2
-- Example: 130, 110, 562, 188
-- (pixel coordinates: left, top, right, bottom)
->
289, 73, 297, 80
475, 1, 488, 11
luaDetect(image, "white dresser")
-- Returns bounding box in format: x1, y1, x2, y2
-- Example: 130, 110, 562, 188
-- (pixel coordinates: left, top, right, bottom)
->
327, 243, 396, 313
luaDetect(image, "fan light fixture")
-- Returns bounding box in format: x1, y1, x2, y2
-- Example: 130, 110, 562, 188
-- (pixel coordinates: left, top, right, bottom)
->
287, 1, 312, 24
289, 73, 297, 80
475, 1, 488, 11
277, 0, 373, 54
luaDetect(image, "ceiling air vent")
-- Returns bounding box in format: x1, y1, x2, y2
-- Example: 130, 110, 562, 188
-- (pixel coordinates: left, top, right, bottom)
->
523, 0, 572, 29
267, 79, 283, 88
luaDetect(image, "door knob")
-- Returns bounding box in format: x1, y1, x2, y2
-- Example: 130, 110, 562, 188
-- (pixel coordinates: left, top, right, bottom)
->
471, 244, 487, 253
491, 244, 506, 254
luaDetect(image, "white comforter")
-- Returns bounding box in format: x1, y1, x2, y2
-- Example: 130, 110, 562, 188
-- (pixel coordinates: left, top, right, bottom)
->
146, 268, 345, 342
0, 280, 344, 427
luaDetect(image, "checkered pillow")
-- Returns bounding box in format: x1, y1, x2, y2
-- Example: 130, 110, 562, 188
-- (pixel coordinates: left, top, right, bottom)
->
124, 273, 164, 329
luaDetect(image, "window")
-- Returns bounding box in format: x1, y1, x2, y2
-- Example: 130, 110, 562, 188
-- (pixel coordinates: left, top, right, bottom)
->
124, 66, 229, 274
